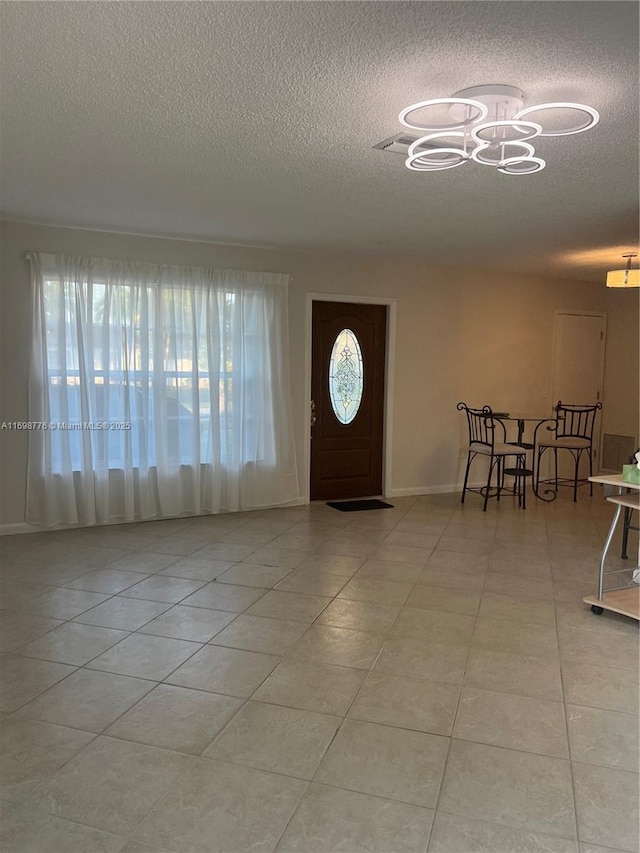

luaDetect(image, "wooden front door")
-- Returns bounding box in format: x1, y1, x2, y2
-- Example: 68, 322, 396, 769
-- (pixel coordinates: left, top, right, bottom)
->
310, 301, 387, 501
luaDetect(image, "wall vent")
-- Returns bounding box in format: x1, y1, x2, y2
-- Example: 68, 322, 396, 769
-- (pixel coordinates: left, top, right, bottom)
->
600, 433, 637, 472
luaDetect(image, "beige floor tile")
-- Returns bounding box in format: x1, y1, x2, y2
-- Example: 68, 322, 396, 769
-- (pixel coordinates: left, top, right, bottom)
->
453, 687, 568, 757
483, 572, 554, 600
138, 605, 236, 643
374, 637, 469, 685
370, 544, 432, 566
442, 523, 496, 542
315, 538, 379, 559
572, 761, 639, 852
438, 739, 576, 838
390, 608, 476, 646
275, 569, 348, 597
215, 563, 293, 588
245, 589, 331, 622
561, 663, 639, 714
478, 591, 557, 626
556, 602, 635, 637
428, 811, 579, 853
295, 553, 365, 577
143, 537, 209, 557
120, 575, 207, 603
0, 801, 127, 853
73, 597, 171, 631
338, 578, 414, 606
426, 550, 490, 572
0, 612, 63, 652
396, 519, 448, 536
415, 566, 486, 592
289, 624, 383, 669
383, 530, 440, 552
241, 546, 307, 569
89, 634, 201, 680
3, 492, 637, 851
315, 718, 448, 808
108, 553, 183, 573
405, 585, 481, 616
472, 616, 559, 660
349, 670, 459, 735
106, 684, 243, 754
17, 669, 154, 731
0, 717, 94, 803
277, 783, 435, 853
19, 622, 129, 666
196, 542, 259, 561
157, 557, 233, 581
135, 758, 305, 851
559, 628, 639, 671
354, 559, 424, 584
566, 705, 639, 771
315, 598, 400, 633
253, 658, 365, 715
0, 580, 52, 610
180, 581, 268, 613
436, 536, 491, 555
18, 588, 111, 620
167, 644, 280, 697
210, 614, 308, 655
219, 528, 279, 547
0, 654, 75, 712
63, 569, 150, 594
206, 700, 340, 778
33, 736, 194, 835
464, 647, 563, 701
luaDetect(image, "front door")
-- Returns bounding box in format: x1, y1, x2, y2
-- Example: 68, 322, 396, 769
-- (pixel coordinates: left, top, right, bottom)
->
310, 301, 387, 501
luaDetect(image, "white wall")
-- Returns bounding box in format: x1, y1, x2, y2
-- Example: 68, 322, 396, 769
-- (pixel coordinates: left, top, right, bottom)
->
2, 219, 633, 530
602, 287, 640, 444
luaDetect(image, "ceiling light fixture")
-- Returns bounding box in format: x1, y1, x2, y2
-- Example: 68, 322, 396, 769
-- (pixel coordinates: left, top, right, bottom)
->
397, 84, 600, 175
606, 253, 640, 288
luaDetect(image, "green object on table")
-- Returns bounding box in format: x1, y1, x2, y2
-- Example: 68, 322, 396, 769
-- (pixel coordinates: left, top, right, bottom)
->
622, 464, 640, 484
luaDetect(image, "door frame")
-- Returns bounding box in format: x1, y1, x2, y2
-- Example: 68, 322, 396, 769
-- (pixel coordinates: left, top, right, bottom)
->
550, 309, 607, 407
550, 308, 607, 467
304, 293, 397, 504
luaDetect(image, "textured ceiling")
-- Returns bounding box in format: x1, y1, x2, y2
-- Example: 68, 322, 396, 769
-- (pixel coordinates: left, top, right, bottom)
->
1, 1, 638, 281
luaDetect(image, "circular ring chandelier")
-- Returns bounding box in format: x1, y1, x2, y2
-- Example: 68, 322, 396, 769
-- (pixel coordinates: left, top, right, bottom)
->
397, 84, 599, 175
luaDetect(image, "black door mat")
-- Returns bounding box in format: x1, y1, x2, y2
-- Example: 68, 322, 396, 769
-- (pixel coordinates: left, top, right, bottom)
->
327, 499, 394, 512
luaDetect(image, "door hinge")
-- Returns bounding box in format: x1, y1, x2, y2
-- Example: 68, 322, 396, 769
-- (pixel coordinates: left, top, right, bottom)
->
310, 400, 317, 428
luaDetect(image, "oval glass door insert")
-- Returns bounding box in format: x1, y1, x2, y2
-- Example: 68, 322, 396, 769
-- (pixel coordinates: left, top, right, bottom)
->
329, 328, 364, 424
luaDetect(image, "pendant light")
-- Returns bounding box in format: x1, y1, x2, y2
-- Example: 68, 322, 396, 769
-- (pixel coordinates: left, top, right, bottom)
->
606, 253, 640, 288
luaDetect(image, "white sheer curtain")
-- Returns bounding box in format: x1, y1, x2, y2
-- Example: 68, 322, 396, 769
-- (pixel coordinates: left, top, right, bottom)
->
27, 252, 300, 527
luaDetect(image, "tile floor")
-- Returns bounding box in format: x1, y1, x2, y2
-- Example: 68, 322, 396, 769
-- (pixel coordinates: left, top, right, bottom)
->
0, 490, 638, 853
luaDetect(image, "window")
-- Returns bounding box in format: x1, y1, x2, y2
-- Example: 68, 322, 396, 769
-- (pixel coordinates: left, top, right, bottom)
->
328, 327, 364, 424
28, 253, 299, 525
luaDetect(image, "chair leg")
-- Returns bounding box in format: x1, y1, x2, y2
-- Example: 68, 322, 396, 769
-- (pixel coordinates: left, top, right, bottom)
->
534, 447, 542, 493
482, 466, 490, 512
572, 450, 580, 502
553, 448, 558, 491
588, 449, 594, 495
461, 452, 472, 504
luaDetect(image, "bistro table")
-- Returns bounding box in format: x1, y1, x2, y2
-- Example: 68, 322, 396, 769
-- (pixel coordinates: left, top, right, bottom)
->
583, 473, 640, 622
494, 413, 558, 502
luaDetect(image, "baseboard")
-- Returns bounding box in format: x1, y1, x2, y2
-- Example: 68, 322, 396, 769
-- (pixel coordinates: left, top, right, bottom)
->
0, 522, 45, 536
0, 496, 308, 537
389, 483, 481, 497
